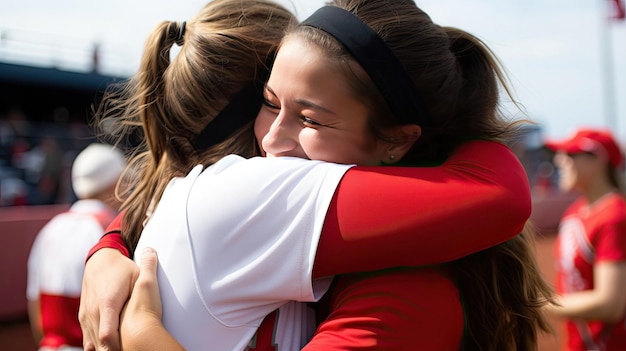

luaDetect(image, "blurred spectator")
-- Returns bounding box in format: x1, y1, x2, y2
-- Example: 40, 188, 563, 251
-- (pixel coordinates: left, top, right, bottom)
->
0, 176, 28, 206
26, 143, 126, 350
23, 135, 64, 205
0, 108, 32, 169
544, 128, 626, 351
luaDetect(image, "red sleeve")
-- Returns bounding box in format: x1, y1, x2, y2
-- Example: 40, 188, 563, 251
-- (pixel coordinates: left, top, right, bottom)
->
85, 212, 130, 262
313, 140, 531, 278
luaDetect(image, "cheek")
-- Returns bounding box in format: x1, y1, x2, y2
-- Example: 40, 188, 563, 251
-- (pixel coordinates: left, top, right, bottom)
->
304, 135, 376, 166
254, 111, 273, 145
558, 172, 575, 191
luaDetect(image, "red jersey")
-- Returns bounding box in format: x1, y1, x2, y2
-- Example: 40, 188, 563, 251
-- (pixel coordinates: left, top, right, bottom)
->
555, 192, 626, 351
88, 140, 530, 350
304, 268, 462, 350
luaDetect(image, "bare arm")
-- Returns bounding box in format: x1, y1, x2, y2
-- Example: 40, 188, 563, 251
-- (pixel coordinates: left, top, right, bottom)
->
27, 299, 42, 344
548, 261, 626, 323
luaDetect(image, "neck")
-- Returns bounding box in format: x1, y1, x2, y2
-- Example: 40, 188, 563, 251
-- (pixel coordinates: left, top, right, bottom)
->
86, 187, 120, 211
582, 178, 618, 205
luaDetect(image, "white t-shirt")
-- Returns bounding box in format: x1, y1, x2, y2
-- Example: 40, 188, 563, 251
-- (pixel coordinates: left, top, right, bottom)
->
134, 155, 353, 351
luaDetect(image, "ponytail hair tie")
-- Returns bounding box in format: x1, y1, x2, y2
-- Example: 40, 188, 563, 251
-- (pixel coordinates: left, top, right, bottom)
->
175, 21, 186, 46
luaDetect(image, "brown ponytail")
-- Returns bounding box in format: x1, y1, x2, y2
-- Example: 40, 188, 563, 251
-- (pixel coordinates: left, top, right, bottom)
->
91, 0, 296, 253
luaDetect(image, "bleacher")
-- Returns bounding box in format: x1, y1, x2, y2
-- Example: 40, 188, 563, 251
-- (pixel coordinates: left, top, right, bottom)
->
0, 28, 126, 335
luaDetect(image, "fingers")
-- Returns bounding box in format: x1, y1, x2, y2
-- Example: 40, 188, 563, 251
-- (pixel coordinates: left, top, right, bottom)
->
119, 247, 163, 350
80, 272, 99, 351
79, 296, 123, 351
134, 247, 161, 305
80, 316, 98, 350
139, 247, 158, 280
80, 248, 138, 351
98, 301, 122, 351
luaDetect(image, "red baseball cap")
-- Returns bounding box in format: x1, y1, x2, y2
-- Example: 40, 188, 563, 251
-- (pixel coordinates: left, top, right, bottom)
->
544, 128, 624, 168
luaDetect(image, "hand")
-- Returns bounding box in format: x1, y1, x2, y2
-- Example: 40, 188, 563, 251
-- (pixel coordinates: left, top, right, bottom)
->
120, 247, 184, 350
79, 248, 140, 351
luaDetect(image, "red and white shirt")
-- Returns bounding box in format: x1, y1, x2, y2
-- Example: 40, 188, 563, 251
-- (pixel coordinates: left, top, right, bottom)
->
91, 140, 532, 350
555, 192, 626, 351
133, 155, 352, 351
27, 199, 117, 349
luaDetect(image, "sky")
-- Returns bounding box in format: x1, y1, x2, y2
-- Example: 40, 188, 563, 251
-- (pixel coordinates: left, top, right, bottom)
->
0, 0, 625, 142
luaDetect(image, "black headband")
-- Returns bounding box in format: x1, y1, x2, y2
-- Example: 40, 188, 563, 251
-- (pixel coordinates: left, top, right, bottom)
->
192, 82, 263, 151
301, 6, 429, 126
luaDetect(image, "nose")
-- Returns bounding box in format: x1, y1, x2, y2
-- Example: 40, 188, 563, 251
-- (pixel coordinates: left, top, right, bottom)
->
261, 109, 304, 158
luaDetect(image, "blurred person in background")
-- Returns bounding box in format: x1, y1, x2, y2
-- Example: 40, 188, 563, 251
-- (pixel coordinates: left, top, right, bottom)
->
27, 143, 126, 351
22, 134, 64, 205
545, 128, 626, 351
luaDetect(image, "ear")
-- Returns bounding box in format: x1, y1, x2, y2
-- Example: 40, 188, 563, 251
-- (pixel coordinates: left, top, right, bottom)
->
384, 124, 421, 164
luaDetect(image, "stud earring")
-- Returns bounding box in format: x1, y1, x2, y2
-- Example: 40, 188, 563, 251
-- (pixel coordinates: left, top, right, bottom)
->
389, 155, 396, 161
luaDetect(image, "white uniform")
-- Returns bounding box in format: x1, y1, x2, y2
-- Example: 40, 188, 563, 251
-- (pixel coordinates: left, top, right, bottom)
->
27, 199, 117, 350
134, 155, 353, 351
27, 199, 114, 301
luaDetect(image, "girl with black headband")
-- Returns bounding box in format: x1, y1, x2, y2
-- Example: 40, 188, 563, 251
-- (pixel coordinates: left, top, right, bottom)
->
80, 0, 552, 350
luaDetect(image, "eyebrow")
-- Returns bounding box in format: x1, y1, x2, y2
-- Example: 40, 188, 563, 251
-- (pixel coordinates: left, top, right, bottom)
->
265, 85, 336, 115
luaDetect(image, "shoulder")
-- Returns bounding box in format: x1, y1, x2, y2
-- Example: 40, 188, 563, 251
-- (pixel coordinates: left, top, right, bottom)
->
454, 139, 512, 157
597, 194, 626, 222
447, 140, 523, 172
199, 156, 352, 186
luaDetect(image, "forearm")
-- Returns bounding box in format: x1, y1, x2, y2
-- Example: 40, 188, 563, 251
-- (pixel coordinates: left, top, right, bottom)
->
313, 140, 531, 277
121, 320, 186, 351
27, 299, 42, 344
549, 292, 622, 322
551, 261, 626, 323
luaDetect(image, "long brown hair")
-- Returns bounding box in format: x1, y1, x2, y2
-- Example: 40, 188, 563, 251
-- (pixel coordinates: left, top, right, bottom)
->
293, 0, 554, 349
91, 0, 296, 253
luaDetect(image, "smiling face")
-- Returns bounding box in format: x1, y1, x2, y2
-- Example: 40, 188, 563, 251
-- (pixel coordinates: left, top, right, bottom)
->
254, 37, 391, 166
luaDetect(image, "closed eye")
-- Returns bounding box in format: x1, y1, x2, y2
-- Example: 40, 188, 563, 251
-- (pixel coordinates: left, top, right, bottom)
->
301, 116, 328, 127
262, 99, 279, 110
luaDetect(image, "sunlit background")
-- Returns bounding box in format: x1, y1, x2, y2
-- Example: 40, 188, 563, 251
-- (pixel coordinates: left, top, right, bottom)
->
1, 0, 624, 140
0, 3, 624, 349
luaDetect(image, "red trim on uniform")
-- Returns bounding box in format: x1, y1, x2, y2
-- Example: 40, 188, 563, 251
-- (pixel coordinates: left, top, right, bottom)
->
249, 311, 278, 351
85, 212, 129, 262
85, 232, 130, 261
39, 294, 83, 348
103, 211, 125, 236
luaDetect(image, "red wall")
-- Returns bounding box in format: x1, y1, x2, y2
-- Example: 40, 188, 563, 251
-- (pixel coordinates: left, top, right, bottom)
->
0, 205, 69, 321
